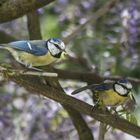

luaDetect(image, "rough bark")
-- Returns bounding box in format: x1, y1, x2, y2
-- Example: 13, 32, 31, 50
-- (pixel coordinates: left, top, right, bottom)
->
0, 0, 55, 23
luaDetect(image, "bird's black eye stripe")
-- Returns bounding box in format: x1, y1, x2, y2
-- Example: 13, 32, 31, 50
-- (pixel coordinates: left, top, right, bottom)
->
118, 83, 130, 90
46, 40, 63, 51
46, 40, 64, 51
55, 44, 63, 51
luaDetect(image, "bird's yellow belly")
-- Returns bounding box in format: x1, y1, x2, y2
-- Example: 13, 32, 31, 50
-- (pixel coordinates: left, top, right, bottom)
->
4, 47, 59, 66
98, 89, 129, 106
19, 52, 58, 66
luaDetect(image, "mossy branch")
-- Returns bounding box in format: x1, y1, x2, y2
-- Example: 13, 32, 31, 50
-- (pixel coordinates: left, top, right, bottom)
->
0, 0, 55, 23
3, 72, 140, 138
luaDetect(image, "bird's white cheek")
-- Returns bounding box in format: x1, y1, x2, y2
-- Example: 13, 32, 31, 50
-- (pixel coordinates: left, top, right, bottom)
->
127, 83, 132, 89
115, 84, 127, 95
48, 42, 60, 56
60, 42, 65, 50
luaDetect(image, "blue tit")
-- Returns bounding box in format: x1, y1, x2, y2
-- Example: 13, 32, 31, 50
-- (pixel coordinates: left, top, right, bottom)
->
0, 38, 67, 68
72, 79, 135, 107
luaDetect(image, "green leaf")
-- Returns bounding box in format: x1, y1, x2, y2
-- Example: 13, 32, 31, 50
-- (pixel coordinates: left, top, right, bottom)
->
126, 114, 138, 125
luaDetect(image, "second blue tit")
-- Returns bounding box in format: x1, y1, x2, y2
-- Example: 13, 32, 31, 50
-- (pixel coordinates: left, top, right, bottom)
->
72, 79, 135, 107
0, 38, 67, 67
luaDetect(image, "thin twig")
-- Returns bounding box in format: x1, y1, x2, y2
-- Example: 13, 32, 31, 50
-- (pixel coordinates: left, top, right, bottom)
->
104, 76, 140, 84
99, 123, 107, 140
0, 66, 58, 77
54, 69, 140, 84
63, 0, 119, 44
19, 70, 58, 77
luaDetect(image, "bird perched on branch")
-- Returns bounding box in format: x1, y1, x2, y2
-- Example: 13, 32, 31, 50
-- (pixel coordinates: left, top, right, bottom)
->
0, 38, 67, 68
72, 79, 136, 107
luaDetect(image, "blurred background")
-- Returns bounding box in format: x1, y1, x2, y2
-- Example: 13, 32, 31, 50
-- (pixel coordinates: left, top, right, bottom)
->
0, 0, 140, 140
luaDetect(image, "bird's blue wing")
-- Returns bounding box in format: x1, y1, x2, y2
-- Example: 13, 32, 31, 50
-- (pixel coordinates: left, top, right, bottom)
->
71, 83, 114, 95
9, 40, 48, 56
94, 83, 113, 91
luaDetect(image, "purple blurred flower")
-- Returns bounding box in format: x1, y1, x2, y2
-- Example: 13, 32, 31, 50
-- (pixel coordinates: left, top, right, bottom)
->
58, 0, 69, 6
37, 8, 45, 14
43, 121, 51, 129
81, 1, 91, 9
129, 27, 137, 33
0, 94, 11, 101
1, 106, 11, 113
127, 0, 140, 45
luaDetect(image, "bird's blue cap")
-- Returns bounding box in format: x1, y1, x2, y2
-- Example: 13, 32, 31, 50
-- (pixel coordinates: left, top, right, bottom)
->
118, 79, 132, 89
119, 79, 129, 83
51, 38, 62, 43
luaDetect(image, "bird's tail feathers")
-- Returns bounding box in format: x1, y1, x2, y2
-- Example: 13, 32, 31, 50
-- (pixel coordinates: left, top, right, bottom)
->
0, 45, 4, 48
71, 84, 99, 95
0, 44, 8, 49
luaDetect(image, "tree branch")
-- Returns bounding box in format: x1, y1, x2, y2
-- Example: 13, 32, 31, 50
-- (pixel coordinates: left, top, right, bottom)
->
0, 0, 55, 23
64, 106, 94, 140
55, 69, 102, 83
98, 123, 107, 140
27, 11, 42, 40
5, 73, 140, 138
55, 69, 140, 84
0, 30, 16, 43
